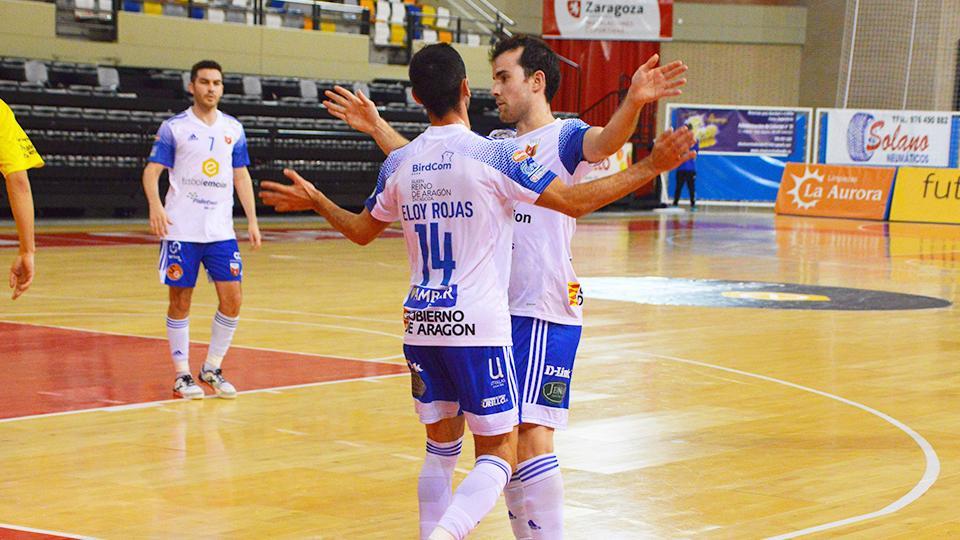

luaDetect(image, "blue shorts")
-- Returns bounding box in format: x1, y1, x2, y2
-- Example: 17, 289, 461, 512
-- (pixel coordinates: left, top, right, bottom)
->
512, 316, 582, 430
158, 239, 242, 288
403, 344, 520, 436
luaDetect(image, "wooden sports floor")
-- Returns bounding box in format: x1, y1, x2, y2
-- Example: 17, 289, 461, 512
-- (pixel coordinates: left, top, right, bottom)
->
0, 210, 958, 539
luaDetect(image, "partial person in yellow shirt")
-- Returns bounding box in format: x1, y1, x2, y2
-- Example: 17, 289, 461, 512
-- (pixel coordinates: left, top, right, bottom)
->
0, 98, 43, 299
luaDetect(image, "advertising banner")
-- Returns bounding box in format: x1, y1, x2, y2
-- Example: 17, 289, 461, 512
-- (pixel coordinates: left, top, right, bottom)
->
542, 0, 673, 41
674, 107, 798, 157
664, 104, 812, 202
584, 142, 632, 181
889, 167, 960, 224
817, 109, 958, 167
775, 163, 895, 220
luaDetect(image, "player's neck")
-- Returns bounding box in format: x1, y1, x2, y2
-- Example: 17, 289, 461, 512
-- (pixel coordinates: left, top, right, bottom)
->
514, 104, 555, 136
191, 103, 219, 126
427, 106, 471, 130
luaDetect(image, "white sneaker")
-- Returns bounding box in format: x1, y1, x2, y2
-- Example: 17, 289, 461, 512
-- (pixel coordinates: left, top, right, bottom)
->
199, 368, 237, 399
173, 374, 204, 400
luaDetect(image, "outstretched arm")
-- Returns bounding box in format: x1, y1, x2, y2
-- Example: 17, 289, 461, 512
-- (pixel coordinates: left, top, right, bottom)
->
537, 127, 696, 218
323, 86, 410, 155
582, 54, 687, 163
259, 169, 390, 246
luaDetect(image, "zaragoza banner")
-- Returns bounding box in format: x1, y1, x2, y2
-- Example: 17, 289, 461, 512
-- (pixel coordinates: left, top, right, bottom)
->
542, 0, 673, 41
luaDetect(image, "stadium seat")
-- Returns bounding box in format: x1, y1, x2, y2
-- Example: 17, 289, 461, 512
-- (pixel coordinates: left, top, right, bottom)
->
24, 61, 48, 86
143, 1, 162, 15
97, 66, 120, 91
299, 79, 318, 102
436, 6, 449, 28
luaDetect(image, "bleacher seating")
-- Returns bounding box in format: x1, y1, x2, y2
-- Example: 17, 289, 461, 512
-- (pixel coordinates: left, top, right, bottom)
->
0, 56, 506, 218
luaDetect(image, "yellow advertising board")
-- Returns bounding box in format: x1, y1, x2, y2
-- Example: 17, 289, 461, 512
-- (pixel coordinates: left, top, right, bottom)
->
889, 167, 960, 224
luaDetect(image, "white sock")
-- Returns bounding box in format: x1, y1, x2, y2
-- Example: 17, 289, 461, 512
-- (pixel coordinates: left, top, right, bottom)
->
435, 455, 511, 540
419, 438, 463, 540
206, 311, 238, 369
166, 316, 190, 374
505, 475, 532, 539
517, 454, 563, 539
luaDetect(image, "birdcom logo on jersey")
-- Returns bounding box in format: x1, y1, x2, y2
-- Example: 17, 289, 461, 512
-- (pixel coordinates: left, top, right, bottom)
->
411, 151, 454, 175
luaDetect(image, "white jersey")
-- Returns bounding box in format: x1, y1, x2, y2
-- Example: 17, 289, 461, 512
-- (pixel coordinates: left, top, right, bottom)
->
366, 123, 556, 347
507, 118, 594, 326
148, 108, 250, 243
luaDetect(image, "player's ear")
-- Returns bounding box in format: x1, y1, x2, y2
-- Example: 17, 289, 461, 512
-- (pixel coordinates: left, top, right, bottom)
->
461, 78, 471, 99
410, 88, 424, 106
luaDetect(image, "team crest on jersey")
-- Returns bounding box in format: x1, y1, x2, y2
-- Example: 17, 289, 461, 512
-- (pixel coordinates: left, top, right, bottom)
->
512, 148, 531, 162
568, 282, 583, 306
166, 263, 184, 281
202, 158, 220, 177
524, 140, 540, 158
225, 135, 233, 145
229, 261, 241, 277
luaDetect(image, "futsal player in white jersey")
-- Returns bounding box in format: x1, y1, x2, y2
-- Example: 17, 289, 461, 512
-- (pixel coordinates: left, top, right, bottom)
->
142, 60, 262, 400
321, 36, 687, 538
260, 44, 693, 540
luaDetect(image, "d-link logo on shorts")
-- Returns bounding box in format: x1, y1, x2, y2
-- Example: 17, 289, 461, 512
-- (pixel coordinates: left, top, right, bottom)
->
202, 158, 220, 177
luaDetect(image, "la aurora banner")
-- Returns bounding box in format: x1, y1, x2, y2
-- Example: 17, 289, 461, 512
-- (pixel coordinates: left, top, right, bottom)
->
775, 163, 895, 220
543, 0, 673, 41
817, 108, 956, 167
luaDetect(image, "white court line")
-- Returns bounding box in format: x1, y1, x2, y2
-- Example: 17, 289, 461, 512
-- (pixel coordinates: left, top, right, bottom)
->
24, 293, 397, 325
0, 372, 405, 426
646, 353, 940, 539
0, 319, 403, 365
0, 522, 91, 539
0, 311, 401, 340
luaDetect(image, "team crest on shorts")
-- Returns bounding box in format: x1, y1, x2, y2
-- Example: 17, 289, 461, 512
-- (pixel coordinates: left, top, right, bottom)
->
407, 361, 426, 398
542, 381, 567, 404
166, 263, 184, 281
229, 261, 241, 277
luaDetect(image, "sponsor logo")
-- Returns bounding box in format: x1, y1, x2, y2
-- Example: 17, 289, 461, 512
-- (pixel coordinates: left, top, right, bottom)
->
412, 161, 453, 174
172, 349, 185, 358
488, 356, 505, 380
202, 158, 220, 177
481, 394, 507, 409
233, 251, 241, 260
519, 158, 546, 180
441, 150, 454, 163
583, 1, 645, 17
187, 192, 218, 208
567, 0, 581, 18
542, 381, 567, 404
182, 177, 228, 188
512, 149, 531, 162
166, 263, 184, 281
544, 365, 572, 379
776, 164, 894, 220
229, 261, 241, 277
404, 284, 459, 310
847, 112, 931, 164
568, 282, 583, 306
528, 520, 542, 531
403, 309, 476, 337
168, 241, 181, 255
889, 167, 960, 225
188, 134, 199, 141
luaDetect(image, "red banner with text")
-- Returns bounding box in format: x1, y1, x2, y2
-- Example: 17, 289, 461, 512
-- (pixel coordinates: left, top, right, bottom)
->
775, 163, 896, 220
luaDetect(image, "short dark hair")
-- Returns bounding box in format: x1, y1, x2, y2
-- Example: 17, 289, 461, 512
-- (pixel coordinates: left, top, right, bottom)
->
190, 60, 223, 82
490, 35, 561, 101
409, 44, 467, 117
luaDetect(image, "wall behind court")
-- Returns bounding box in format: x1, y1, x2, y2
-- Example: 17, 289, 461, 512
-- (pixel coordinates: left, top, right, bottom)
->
0, 0, 494, 84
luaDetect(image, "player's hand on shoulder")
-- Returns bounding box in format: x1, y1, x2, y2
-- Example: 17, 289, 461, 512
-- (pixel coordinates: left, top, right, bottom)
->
259, 168, 321, 213
649, 127, 697, 174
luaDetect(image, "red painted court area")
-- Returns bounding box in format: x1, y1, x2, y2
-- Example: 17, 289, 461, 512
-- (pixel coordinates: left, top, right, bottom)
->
0, 228, 402, 249
0, 321, 407, 420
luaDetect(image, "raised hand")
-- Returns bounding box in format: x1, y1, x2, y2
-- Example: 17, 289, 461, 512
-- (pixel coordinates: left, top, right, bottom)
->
323, 85, 382, 135
649, 127, 697, 174
259, 169, 323, 213
627, 54, 687, 106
